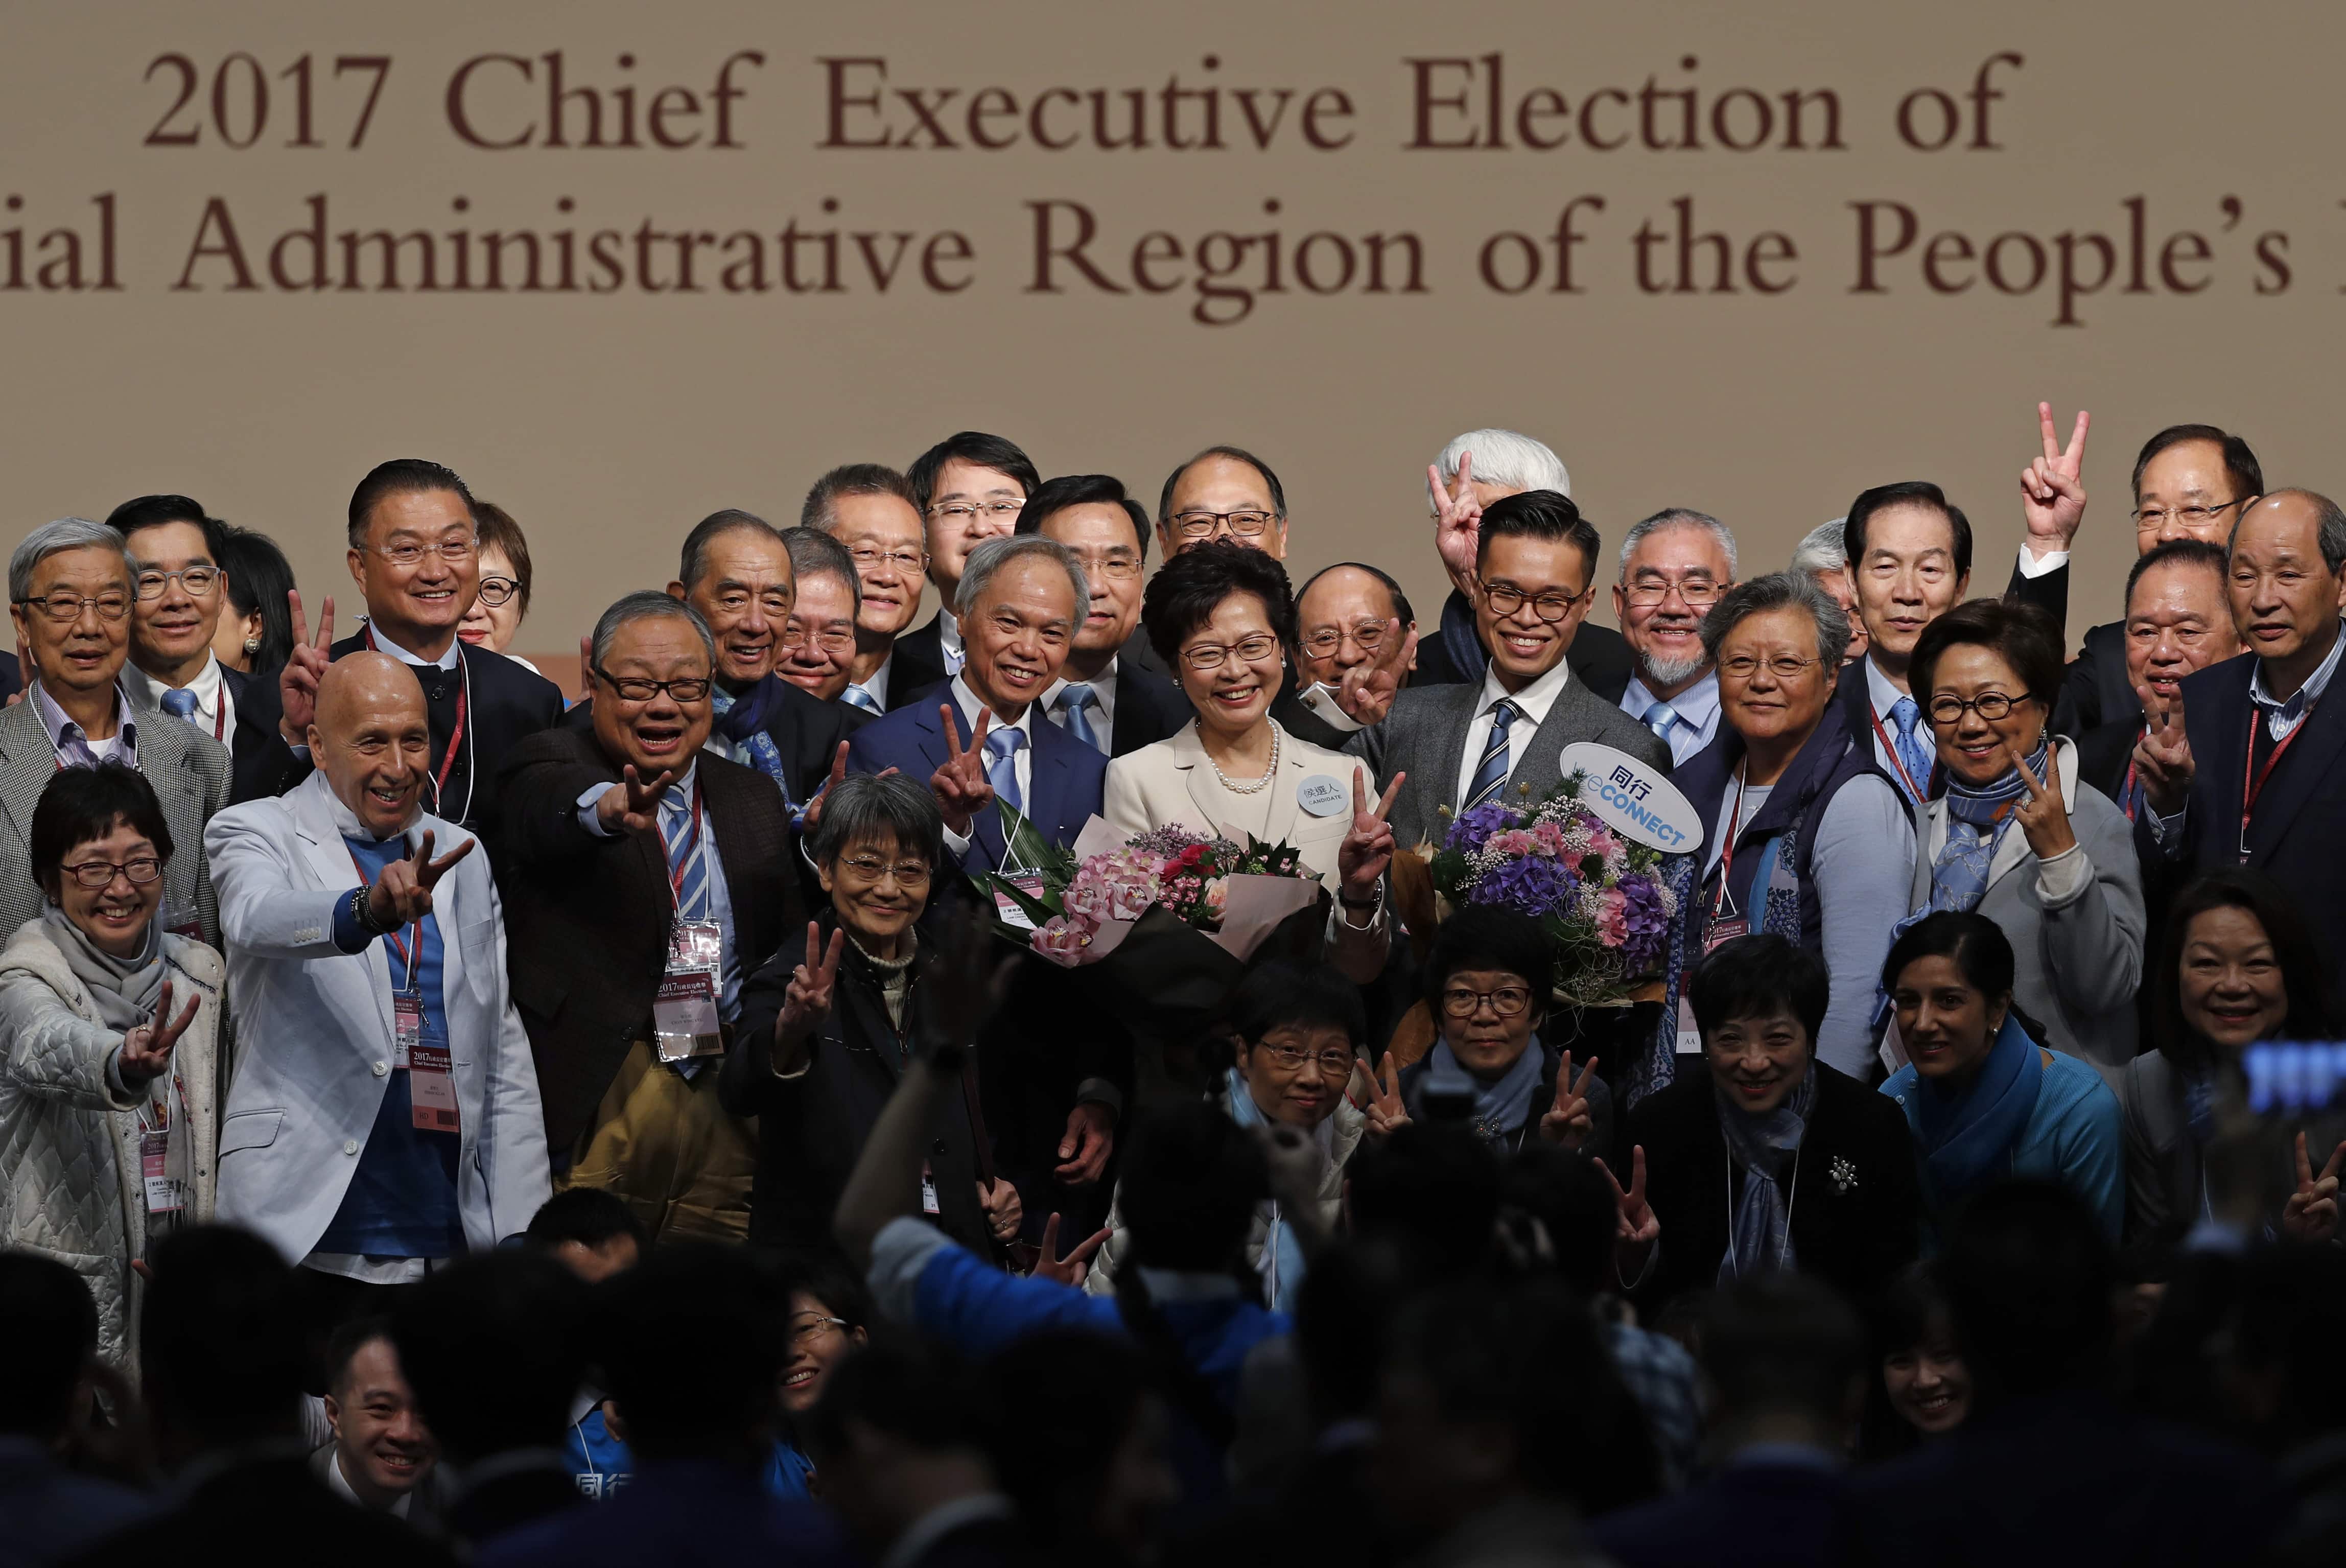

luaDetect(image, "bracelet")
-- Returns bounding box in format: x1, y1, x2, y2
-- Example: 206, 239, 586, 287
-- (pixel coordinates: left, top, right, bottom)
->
1339, 891, 1380, 911
353, 885, 392, 937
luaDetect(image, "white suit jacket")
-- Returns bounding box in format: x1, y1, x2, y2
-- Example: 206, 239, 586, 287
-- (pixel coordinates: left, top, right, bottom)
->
205, 771, 549, 1263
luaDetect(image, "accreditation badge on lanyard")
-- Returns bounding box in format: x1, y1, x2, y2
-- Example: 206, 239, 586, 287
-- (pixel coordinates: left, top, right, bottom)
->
137, 1073, 192, 1215
385, 924, 458, 1134
654, 778, 727, 1062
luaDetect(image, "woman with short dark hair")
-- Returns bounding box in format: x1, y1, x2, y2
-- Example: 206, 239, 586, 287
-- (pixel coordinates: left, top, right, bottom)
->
1905, 599, 2146, 1070
458, 501, 538, 671
0, 763, 223, 1366
212, 522, 297, 675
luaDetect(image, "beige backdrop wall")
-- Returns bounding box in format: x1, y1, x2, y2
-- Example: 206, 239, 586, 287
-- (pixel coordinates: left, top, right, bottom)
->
4, 1, 2338, 682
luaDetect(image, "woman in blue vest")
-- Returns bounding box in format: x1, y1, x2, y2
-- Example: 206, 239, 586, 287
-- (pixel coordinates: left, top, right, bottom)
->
1654, 573, 1917, 1088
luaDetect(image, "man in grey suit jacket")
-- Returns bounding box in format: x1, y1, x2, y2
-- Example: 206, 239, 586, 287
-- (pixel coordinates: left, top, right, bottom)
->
1345, 492, 1669, 852
0, 518, 230, 945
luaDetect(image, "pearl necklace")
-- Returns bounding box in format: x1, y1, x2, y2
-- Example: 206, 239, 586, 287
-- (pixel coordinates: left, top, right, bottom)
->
1204, 720, 1282, 795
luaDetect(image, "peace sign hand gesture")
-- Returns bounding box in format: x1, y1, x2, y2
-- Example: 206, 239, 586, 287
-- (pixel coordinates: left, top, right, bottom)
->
1538, 1052, 1600, 1149
278, 589, 336, 746
366, 829, 475, 926
118, 978, 201, 1087
2282, 1133, 2345, 1244
596, 764, 679, 835
1593, 1145, 1660, 1278
777, 921, 845, 1046
1330, 617, 1419, 729
1030, 1212, 1113, 1288
1363, 1052, 1412, 1138
1427, 452, 1486, 591
2020, 402, 2091, 554
2131, 683, 2195, 817
2010, 742, 2077, 859
930, 706, 997, 835
1338, 769, 1404, 910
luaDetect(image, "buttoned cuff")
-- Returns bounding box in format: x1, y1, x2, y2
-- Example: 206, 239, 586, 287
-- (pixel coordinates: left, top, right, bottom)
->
1298, 683, 1369, 735
2015, 544, 2070, 578
576, 783, 619, 837
2147, 804, 2189, 855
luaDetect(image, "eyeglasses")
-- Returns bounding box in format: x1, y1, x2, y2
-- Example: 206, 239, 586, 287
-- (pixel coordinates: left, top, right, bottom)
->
1258, 1042, 1357, 1075
1927, 691, 2034, 726
367, 537, 476, 568
60, 855, 163, 889
849, 546, 930, 573
1069, 550, 1143, 582
1442, 985, 1534, 1019
475, 576, 521, 608
836, 855, 932, 885
594, 669, 713, 704
1302, 622, 1389, 658
1180, 633, 1281, 671
1169, 508, 1279, 540
14, 591, 131, 622
928, 500, 1024, 524
1718, 653, 1823, 680
1478, 581, 1586, 623
790, 1315, 851, 1345
1623, 579, 1724, 610
134, 567, 219, 600
781, 625, 857, 656
2133, 501, 2241, 532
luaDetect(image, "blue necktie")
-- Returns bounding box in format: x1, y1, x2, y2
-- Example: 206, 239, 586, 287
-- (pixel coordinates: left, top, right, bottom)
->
844, 686, 883, 716
1464, 699, 1519, 811
1888, 695, 1933, 803
984, 727, 1026, 813
1057, 683, 1104, 754
1645, 699, 1678, 744
661, 787, 707, 921
160, 688, 199, 723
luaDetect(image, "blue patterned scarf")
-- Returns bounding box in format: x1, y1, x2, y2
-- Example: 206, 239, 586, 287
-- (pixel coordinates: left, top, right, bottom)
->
712, 677, 793, 804
1715, 1058, 1817, 1281
1928, 738, 2049, 913
1412, 1036, 1547, 1146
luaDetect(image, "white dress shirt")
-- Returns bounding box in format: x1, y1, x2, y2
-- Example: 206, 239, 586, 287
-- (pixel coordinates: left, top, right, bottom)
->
1621, 668, 1721, 767
124, 652, 237, 750
1454, 657, 1575, 806
940, 673, 1041, 858
937, 607, 965, 674
1042, 658, 1119, 752
363, 621, 462, 671
31, 680, 138, 768
846, 650, 892, 714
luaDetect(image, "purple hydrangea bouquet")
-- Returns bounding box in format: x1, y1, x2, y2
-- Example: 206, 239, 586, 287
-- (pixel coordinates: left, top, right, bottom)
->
1427, 775, 1679, 1005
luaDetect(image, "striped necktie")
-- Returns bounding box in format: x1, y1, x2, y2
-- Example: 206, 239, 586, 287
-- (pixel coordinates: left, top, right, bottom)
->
661, 786, 707, 920
1464, 699, 1520, 811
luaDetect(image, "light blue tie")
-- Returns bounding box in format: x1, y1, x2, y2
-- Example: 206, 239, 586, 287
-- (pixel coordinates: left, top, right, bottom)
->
1464, 699, 1520, 811
844, 686, 883, 716
984, 727, 1026, 813
1057, 684, 1104, 754
661, 787, 707, 921
1889, 695, 1933, 802
160, 688, 199, 722
1645, 699, 1678, 744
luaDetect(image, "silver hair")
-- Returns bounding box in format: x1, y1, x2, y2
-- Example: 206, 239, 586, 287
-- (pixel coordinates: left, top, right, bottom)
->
590, 590, 716, 673
2237, 488, 2346, 576
953, 535, 1088, 623
1616, 507, 1739, 581
1432, 429, 1570, 503
809, 770, 946, 876
1699, 571, 1852, 668
1788, 518, 1849, 577
9, 519, 136, 603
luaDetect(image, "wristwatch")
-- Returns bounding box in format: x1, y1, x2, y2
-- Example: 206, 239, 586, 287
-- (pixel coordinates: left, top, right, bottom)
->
351, 884, 393, 937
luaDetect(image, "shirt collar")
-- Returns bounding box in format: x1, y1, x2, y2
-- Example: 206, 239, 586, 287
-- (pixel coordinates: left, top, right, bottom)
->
1864, 652, 1910, 718
1043, 656, 1116, 711
1624, 666, 1720, 728
1476, 649, 1572, 726
854, 651, 892, 706
950, 672, 1037, 739
31, 678, 133, 751
362, 620, 461, 671
937, 607, 963, 660
2249, 617, 2346, 716
124, 652, 224, 711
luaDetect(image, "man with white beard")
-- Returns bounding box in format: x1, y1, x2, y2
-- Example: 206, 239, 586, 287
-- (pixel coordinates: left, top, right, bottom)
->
1611, 509, 1740, 765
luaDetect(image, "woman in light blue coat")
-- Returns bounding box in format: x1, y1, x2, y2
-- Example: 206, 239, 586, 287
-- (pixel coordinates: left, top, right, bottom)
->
1878, 910, 2124, 1246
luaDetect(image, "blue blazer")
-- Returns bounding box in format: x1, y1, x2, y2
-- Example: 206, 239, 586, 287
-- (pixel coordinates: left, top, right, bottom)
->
847, 691, 1107, 872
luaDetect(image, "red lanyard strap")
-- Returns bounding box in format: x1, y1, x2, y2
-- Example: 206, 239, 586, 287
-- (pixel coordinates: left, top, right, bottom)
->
1709, 771, 1748, 919
1868, 702, 1931, 803
2240, 700, 2316, 856
348, 844, 424, 991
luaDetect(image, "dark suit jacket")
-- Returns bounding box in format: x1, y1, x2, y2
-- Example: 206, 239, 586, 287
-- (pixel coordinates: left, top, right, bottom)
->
1831, 658, 1942, 803
1107, 658, 1191, 757
2137, 647, 2346, 975
1618, 1064, 1920, 1314
2058, 617, 2131, 737
723, 907, 992, 1257
887, 612, 952, 711
68, 1455, 454, 1568
2006, 553, 2069, 644
234, 630, 565, 827
0, 650, 19, 703
847, 694, 1107, 872
2073, 717, 2140, 806
1594, 1458, 1850, 1568
489, 727, 802, 1152
1413, 589, 1637, 702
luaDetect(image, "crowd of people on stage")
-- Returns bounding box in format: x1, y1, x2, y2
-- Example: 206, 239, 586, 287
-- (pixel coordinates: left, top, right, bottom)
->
3, 408, 2345, 1566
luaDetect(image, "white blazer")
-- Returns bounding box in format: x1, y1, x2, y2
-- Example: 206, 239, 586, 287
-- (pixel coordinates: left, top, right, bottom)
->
1102, 719, 1371, 895
204, 771, 550, 1264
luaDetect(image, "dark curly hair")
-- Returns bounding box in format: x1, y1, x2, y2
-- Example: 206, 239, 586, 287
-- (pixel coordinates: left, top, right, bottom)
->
1139, 538, 1298, 672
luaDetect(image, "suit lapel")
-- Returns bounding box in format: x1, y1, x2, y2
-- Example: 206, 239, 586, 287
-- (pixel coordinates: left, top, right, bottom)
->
2243, 683, 2346, 867
290, 777, 397, 1044
1513, 683, 1587, 803
1427, 687, 1478, 817
1026, 719, 1077, 845
1175, 726, 1231, 835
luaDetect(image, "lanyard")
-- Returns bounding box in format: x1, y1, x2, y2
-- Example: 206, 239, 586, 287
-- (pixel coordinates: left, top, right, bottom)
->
364, 627, 472, 819
2240, 699, 2317, 860
348, 844, 425, 992
1709, 768, 1750, 920
658, 775, 710, 918
2120, 756, 2141, 823
1868, 701, 1932, 803
134, 1070, 190, 1137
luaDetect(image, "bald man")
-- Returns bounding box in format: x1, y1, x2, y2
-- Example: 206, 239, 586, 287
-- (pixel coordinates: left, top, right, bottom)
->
207, 652, 548, 1352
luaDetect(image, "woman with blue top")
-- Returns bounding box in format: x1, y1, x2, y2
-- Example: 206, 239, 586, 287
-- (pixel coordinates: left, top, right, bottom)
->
1878, 910, 2125, 1245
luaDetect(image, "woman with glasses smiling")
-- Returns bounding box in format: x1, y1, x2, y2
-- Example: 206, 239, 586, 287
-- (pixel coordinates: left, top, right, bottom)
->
724, 771, 1021, 1263
455, 501, 538, 672
1905, 599, 2145, 1073
0, 764, 222, 1368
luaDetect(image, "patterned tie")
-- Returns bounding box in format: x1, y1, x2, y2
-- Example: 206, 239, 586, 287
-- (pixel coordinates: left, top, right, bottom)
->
1645, 699, 1678, 744
160, 688, 199, 723
1888, 696, 1933, 802
844, 686, 883, 716
661, 786, 707, 920
1057, 684, 1104, 754
1464, 699, 1520, 811
984, 727, 1026, 813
